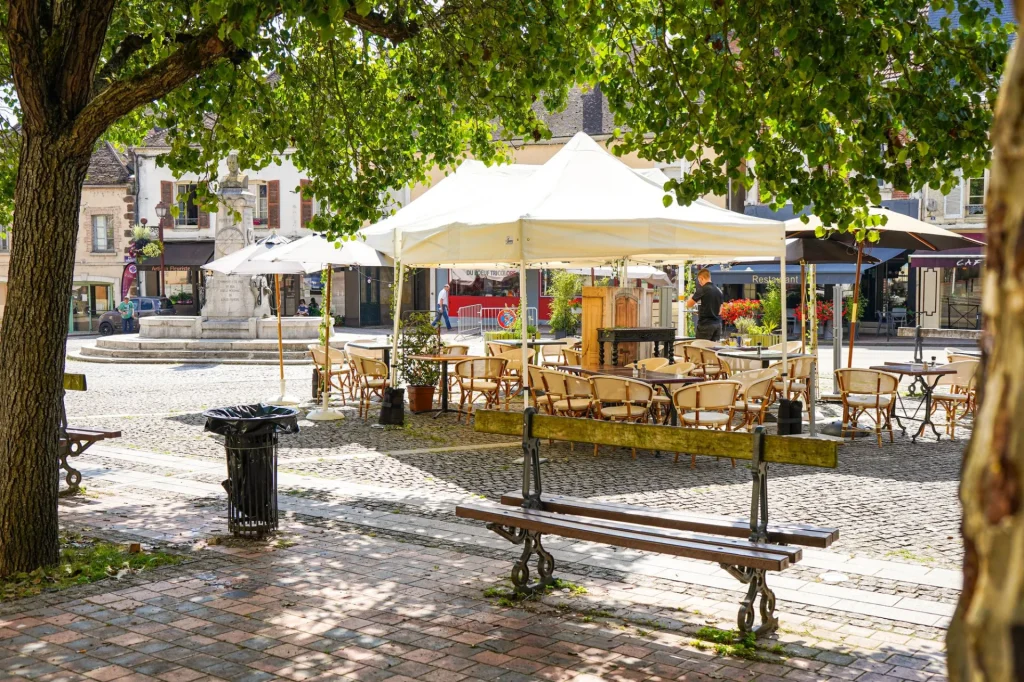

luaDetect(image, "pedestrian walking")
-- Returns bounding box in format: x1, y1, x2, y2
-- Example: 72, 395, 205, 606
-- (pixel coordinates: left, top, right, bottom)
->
117, 297, 135, 334
433, 284, 452, 330
686, 268, 724, 341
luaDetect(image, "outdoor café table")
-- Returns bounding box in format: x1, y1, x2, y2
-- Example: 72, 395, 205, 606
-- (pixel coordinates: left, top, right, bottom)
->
407, 354, 479, 416
348, 340, 394, 368
559, 365, 701, 426
716, 349, 813, 370
868, 362, 957, 443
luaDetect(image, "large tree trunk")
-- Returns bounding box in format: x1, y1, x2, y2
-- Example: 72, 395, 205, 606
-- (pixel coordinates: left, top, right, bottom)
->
0, 133, 91, 576
946, 34, 1024, 682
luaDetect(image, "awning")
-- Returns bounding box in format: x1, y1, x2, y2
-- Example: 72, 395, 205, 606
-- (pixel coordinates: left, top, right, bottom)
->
139, 241, 215, 271
707, 248, 905, 286
909, 232, 985, 268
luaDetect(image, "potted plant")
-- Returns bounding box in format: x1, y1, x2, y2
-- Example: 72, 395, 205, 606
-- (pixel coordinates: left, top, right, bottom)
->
547, 271, 583, 338
398, 311, 443, 412
170, 291, 196, 315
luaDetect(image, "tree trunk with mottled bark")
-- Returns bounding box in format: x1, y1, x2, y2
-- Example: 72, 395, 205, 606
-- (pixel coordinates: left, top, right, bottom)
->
0, 134, 91, 575
946, 26, 1024, 682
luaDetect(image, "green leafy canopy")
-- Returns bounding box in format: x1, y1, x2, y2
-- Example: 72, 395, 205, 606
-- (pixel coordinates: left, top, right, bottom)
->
596, 0, 1012, 235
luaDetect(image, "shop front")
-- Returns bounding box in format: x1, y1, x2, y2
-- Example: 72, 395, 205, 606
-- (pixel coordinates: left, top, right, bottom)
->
69, 281, 116, 334
138, 241, 214, 314
910, 232, 984, 329
442, 268, 551, 321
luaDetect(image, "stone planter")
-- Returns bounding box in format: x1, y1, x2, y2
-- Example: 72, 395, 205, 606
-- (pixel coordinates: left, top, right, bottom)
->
407, 385, 436, 413
173, 303, 196, 316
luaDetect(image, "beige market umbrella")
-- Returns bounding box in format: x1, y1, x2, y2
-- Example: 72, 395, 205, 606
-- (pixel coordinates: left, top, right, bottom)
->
785, 208, 983, 366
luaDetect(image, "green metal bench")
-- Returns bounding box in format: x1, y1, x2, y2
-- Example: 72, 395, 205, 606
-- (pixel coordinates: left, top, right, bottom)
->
456, 408, 839, 637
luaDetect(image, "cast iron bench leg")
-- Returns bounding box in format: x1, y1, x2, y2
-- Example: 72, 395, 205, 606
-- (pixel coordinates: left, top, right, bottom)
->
721, 565, 779, 636
486, 524, 555, 596
59, 440, 86, 495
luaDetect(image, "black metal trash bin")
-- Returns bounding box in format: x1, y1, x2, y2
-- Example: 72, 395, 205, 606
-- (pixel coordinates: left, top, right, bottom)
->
203, 404, 299, 538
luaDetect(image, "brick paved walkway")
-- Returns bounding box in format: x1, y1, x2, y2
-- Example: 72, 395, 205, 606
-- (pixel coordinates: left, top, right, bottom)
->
0, 483, 950, 682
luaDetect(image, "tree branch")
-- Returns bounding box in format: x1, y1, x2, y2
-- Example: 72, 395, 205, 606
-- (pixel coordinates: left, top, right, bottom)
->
53, 0, 118, 120
94, 33, 153, 92
343, 7, 420, 44
5, 0, 49, 132
69, 23, 243, 153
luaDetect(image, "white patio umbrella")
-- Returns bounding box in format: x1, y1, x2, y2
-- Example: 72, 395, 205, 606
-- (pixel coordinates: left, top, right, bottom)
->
202, 236, 309, 406
565, 265, 672, 287
362, 132, 788, 399
257, 234, 393, 420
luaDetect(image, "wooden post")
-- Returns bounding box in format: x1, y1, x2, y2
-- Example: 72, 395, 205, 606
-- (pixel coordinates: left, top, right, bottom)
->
847, 243, 864, 368
799, 261, 806, 354
275, 273, 284, 382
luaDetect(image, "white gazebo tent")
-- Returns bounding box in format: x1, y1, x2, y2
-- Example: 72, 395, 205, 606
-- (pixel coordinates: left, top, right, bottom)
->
362, 132, 788, 397
255, 235, 393, 420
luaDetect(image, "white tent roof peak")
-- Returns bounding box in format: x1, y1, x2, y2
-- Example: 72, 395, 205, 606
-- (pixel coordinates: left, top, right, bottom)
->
362, 133, 784, 266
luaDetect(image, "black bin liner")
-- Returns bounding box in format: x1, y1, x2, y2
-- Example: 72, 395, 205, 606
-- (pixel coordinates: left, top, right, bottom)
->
776, 399, 804, 436
378, 387, 405, 426
204, 404, 299, 537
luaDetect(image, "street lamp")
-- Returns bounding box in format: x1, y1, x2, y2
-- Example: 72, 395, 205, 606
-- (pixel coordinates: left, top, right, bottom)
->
154, 201, 169, 297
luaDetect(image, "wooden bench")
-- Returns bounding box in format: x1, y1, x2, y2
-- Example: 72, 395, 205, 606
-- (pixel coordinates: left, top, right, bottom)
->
59, 373, 121, 494
456, 408, 839, 637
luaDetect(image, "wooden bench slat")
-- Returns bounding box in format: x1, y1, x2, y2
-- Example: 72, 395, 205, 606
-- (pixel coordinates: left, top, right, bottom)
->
501, 492, 838, 548
456, 504, 790, 571
485, 504, 802, 562
474, 410, 838, 468
65, 427, 122, 439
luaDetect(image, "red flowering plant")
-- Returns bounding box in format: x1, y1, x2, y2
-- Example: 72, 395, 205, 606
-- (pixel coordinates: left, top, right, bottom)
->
719, 299, 761, 325
793, 299, 834, 322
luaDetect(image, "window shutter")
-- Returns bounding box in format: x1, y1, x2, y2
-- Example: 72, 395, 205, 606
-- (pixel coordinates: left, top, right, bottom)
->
160, 181, 174, 228
300, 179, 312, 227
198, 210, 209, 228
943, 177, 963, 218
268, 180, 280, 229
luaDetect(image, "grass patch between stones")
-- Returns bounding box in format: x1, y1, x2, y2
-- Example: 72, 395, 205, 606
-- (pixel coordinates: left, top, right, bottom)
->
0, 533, 185, 602
691, 626, 786, 661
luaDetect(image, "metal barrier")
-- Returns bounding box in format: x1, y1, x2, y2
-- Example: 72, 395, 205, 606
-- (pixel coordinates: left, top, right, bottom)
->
456, 303, 483, 338
944, 297, 981, 330
482, 306, 538, 333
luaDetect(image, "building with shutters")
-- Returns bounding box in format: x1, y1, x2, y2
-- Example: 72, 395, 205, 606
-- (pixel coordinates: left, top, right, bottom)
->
0, 141, 135, 334
132, 128, 317, 315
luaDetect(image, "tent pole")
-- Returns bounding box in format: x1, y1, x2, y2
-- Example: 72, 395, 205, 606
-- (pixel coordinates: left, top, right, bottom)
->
848, 243, 864, 368
520, 261, 529, 399
392, 261, 404, 384
799, 261, 807, 354
590, 267, 595, 286
779, 251, 788, 399
308, 265, 344, 420
266, 273, 298, 405
679, 263, 687, 337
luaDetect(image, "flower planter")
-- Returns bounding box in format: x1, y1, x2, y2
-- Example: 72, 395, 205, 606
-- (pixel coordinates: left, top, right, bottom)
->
407, 385, 436, 413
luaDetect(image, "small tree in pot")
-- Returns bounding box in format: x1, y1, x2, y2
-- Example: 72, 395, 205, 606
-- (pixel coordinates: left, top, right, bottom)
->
547, 270, 583, 338
398, 311, 443, 413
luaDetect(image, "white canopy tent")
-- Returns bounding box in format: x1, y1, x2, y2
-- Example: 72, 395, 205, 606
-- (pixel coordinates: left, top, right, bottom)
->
361, 132, 788, 397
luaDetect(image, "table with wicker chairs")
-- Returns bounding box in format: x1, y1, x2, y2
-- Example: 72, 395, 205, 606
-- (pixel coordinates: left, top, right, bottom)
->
351, 355, 390, 420
454, 357, 507, 421
867, 362, 957, 443
672, 380, 743, 467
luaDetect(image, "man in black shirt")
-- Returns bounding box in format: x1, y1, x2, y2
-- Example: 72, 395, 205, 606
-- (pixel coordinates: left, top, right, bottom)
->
686, 268, 724, 341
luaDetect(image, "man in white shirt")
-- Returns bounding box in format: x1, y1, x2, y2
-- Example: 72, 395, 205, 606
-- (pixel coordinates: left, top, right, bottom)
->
433, 284, 452, 330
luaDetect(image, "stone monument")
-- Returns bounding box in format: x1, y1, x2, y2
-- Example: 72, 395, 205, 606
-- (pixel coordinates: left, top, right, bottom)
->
201, 154, 258, 322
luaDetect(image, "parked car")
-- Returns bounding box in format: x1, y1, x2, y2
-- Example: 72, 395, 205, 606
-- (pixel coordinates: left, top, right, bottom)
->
97, 296, 176, 335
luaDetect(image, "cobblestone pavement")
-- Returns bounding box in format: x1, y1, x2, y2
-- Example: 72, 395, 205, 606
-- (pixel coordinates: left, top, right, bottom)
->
0, 483, 951, 682
64, 338, 970, 570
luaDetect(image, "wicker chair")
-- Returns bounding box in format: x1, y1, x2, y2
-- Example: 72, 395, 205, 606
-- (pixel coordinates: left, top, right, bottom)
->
772, 356, 815, 409
590, 376, 654, 459
732, 373, 776, 431
562, 348, 582, 366
930, 360, 980, 437
351, 355, 389, 420
650, 362, 696, 422
672, 380, 742, 467
496, 348, 536, 410
526, 365, 551, 411
309, 344, 352, 402
540, 343, 569, 368
454, 357, 506, 421
835, 368, 899, 446
630, 357, 670, 372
